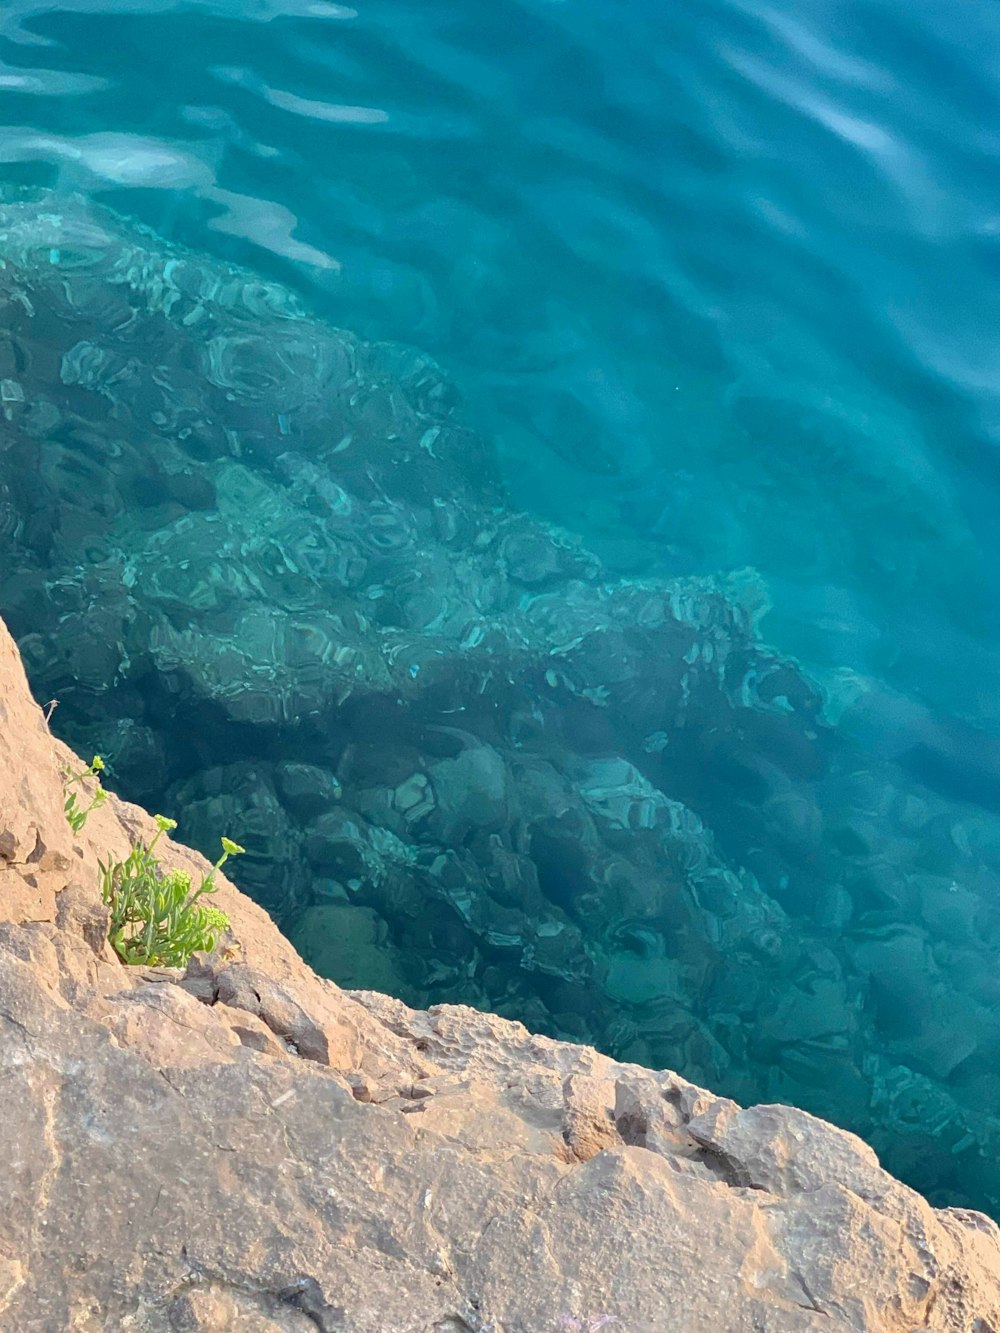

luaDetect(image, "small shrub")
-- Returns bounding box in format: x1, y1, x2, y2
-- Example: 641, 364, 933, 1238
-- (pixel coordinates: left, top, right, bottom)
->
100, 814, 244, 967
63, 755, 107, 833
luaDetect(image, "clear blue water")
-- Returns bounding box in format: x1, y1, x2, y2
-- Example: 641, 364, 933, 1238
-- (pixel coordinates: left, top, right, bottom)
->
5, 0, 1000, 713
4, 0, 1000, 1210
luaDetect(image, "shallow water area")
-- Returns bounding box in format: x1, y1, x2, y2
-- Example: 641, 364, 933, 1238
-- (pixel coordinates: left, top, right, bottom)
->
2, 0, 1000, 1216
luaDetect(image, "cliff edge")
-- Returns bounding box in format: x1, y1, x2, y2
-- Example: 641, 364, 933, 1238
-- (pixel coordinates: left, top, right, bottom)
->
1, 613, 998, 1333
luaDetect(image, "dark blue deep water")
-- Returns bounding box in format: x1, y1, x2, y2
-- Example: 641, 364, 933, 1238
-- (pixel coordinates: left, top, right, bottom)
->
3, 0, 1000, 1213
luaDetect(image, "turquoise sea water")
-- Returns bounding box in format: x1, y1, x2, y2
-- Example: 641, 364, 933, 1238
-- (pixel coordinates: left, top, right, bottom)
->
5, 0, 1000, 715
3, 0, 1000, 1212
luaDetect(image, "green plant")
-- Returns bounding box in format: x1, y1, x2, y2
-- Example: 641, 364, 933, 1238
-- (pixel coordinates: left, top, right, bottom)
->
64, 755, 108, 833
99, 814, 244, 967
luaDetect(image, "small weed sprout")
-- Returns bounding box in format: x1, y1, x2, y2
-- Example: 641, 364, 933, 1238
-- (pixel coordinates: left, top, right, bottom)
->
100, 816, 243, 967
63, 755, 107, 833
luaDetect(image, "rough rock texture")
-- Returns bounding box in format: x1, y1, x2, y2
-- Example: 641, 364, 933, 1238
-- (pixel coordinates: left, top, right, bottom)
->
2, 619, 1000, 1330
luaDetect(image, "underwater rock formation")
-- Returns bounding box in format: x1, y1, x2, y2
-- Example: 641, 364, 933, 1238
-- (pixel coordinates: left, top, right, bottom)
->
2, 614, 1000, 1331
3, 188, 1000, 1216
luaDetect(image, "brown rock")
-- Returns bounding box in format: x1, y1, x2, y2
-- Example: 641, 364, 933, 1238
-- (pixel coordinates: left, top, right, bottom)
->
562, 1073, 622, 1161
54, 880, 111, 957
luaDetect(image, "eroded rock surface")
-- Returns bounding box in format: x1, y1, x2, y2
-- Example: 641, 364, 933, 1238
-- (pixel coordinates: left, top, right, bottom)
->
1, 614, 999, 1330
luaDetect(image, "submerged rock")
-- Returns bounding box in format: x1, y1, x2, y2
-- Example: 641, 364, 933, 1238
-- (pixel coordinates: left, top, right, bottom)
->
4, 189, 1000, 1216
1, 618, 999, 1330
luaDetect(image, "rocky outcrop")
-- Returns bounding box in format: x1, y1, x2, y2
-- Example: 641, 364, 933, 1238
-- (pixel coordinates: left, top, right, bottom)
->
2, 620, 1000, 1329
